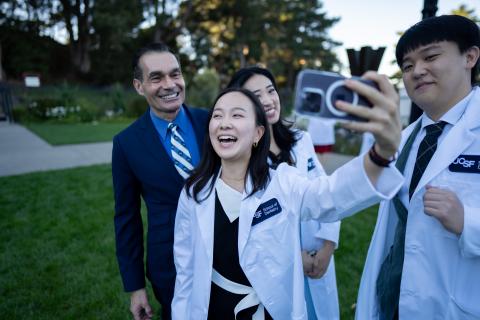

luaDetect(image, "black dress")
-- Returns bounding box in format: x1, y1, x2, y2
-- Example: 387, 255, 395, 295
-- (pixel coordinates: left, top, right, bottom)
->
207, 193, 273, 320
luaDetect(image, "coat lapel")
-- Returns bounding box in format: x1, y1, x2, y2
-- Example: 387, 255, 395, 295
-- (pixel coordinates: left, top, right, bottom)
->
196, 177, 217, 262
238, 174, 266, 258
137, 111, 183, 181
412, 90, 480, 197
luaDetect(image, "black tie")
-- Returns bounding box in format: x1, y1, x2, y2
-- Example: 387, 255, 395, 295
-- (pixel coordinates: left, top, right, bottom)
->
376, 121, 447, 320
408, 121, 447, 199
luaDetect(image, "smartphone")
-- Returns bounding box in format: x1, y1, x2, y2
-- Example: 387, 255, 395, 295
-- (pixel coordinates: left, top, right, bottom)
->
294, 69, 377, 121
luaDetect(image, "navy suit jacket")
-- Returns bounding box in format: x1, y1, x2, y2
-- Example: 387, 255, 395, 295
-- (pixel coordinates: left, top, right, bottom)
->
112, 106, 209, 292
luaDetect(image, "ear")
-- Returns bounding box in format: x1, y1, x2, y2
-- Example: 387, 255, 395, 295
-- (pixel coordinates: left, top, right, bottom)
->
133, 78, 145, 96
465, 46, 480, 69
255, 125, 265, 144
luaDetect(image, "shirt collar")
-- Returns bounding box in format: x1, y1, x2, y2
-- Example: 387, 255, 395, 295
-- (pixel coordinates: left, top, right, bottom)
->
215, 178, 242, 223
420, 87, 475, 129
149, 105, 187, 141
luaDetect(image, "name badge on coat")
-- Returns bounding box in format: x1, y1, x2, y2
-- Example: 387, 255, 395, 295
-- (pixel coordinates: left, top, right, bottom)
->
449, 155, 480, 174
252, 198, 282, 226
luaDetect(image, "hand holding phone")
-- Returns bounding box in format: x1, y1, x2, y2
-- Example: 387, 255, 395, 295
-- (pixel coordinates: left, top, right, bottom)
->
294, 69, 377, 121
295, 69, 402, 162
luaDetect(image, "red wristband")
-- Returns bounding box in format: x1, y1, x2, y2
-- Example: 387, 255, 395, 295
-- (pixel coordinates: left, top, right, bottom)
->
368, 144, 394, 167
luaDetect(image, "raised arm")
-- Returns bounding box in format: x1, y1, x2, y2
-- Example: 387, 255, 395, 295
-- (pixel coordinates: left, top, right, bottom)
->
336, 71, 402, 186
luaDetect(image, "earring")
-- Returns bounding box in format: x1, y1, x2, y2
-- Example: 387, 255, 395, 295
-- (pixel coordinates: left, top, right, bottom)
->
253, 141, 258, 148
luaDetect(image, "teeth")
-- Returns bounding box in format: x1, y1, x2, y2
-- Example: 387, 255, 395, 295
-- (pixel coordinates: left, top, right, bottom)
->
160, 92, 178, 100
218, 135, 237, 142
265, 108, 275, 114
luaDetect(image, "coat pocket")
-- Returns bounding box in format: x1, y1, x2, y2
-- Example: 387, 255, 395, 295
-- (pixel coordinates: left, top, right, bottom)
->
452, 257, 480, 317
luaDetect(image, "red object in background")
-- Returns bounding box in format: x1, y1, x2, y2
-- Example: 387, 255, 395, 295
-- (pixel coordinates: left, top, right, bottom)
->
314, 145, 333, 153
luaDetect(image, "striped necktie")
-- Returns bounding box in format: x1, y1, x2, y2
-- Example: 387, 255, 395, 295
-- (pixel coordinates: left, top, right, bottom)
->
408, 121, 447, 199
168, 123, 194, 179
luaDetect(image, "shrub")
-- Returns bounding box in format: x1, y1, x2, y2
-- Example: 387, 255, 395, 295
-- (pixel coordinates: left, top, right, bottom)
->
187, 68, 220, 108
110, 83, 127, 114
29, 98, 65, 120
125, 97, 147, 118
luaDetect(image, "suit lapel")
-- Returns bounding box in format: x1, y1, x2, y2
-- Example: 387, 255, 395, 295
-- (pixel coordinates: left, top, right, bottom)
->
137, 111, 183, 181
412, 92, 479, 197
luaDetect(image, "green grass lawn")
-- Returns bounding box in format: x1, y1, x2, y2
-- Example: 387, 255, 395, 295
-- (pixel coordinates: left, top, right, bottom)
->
25, 121, 134, 145
336, 206, 378, 319
0, 165, 377, 319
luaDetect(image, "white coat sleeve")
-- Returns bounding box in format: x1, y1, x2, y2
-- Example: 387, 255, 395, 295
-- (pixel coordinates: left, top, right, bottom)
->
459, 204, 480, 257
301, 131, 341, 246
290, 155, 404, 222
171, 189, 194, 320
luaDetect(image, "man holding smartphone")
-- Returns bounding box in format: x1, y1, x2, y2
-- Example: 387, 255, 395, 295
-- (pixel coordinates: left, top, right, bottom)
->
355, 15, 480, 319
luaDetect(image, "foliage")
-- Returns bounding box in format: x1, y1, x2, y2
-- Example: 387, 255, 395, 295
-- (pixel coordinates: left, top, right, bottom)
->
125, 97, 148, 118
0, 164, 377, 319
1, 0, 342, 92
180, 0, 341, 88
333, 128, 362, 155
11, 84, 140, 123
90, 1, 144, 83
0, 26, 70, 81
186, 68, 220, 108
451, 4, 480, 23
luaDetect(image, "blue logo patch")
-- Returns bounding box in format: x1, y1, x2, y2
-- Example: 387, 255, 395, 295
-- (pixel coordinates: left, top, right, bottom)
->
449, 155, 480, 174
252, 198, 282, 226
307, 157, 316, 171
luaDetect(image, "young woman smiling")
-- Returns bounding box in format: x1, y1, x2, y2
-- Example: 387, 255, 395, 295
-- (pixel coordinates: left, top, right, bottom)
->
172, 79, 402, 320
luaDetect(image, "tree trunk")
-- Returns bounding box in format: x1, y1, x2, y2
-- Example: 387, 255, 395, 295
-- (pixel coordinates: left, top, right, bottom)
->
153, 0, 193, 44
60, 0, 92, 75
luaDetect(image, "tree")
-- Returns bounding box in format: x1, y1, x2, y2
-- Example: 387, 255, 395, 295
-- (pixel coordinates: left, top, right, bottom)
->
55, 0, 94, 76
0, 0, 149, 80
451, 4, 479, 23
90, 1, 143, 83
261, 0, 340, 89
180, 0, 340, 92
140, 0, 193, 44
0, 0, 95, 77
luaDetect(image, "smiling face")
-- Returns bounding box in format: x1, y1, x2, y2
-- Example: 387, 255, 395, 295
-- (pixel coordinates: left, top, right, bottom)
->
242, 74, 281, 125
133, 51, 185, 121
209, 91, 265, 166
401, 41, 477, 120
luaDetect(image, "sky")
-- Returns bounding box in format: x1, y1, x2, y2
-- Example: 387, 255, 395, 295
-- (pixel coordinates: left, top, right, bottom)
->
321, 0, 480, 76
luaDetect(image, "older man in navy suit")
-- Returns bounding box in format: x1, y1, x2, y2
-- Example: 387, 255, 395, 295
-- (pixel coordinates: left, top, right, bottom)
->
113, 42, 209, 320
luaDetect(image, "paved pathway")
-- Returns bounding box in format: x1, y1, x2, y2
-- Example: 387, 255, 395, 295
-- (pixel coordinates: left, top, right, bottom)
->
0, 122, 112, 177
0, 122, 354, 177
317, 152, 355, 175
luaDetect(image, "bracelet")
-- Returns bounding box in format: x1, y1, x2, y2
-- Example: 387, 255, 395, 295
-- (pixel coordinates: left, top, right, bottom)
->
368, 144, 394, 167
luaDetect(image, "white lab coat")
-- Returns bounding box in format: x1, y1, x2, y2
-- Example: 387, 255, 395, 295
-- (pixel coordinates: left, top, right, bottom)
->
294, 131, 340, 320
355, 87, 480, 319
172, 155, 403, 320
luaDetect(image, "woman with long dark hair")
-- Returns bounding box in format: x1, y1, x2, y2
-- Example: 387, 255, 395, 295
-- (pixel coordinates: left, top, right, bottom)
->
172, 76, 402, 319
228, 66, 340, 319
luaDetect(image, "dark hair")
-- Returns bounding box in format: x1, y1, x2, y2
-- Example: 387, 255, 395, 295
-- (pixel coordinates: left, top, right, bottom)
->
132, 42, 176, 81
227, 67, 298, 164
185, 87, 271, 203
396, 15, 480, 84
